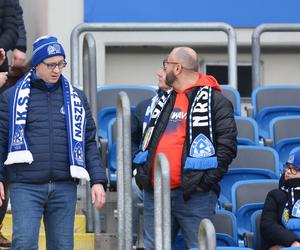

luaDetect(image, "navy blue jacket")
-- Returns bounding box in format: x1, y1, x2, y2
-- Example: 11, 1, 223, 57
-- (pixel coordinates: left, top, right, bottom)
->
0, 75, 107, 186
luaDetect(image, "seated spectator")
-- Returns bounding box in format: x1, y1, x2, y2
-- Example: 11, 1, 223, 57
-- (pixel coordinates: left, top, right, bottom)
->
261, 147, 300, 250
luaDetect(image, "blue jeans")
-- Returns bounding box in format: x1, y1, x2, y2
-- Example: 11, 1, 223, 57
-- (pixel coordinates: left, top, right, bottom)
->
9, 182, 77, 250
143, 188, 217, 250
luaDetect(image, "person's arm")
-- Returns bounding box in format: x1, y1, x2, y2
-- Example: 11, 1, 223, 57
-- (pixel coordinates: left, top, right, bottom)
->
0, 0, 18, 51
11, 0, 27, 67
261, 190, 299, 247
131, 98, 151, 156
198, 91, 238, 190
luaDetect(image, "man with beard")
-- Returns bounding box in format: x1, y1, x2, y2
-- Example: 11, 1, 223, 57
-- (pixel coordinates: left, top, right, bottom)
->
133, 47, 237, 249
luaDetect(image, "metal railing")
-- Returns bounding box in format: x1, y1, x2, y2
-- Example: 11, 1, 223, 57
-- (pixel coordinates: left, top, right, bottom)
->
198, 219, 216, 250
82, 33, 102, 233
154, 153, 171, 250
116, 92, 133, 250
71, 22, 237, 89
252, 23, 300, 89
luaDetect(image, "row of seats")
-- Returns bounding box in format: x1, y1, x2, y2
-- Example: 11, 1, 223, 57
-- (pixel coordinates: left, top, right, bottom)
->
96, 84, 300, 187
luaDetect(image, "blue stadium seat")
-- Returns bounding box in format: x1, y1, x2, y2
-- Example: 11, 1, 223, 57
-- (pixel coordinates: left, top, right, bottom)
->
250, 210, 262, 250
219, 146, 279, 206
221, 85, 241, 116
269, 115, 300, 170
231, 180, 278, 236
97, 85, 157, 139
251, 86, 300, 139
211, 210, 239, 247
235, 116, 259, 146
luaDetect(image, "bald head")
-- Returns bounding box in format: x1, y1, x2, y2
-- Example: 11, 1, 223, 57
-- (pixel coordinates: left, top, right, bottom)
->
169, 47, 199, 72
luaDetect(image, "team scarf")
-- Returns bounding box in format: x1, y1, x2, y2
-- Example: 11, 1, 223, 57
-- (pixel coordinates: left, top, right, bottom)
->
4, 69, 90, 181
281, 179, 300, 237
134, 86, 217, 171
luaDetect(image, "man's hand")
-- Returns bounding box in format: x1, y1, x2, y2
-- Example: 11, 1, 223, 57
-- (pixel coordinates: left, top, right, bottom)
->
0, 49, 6, 66
0, 182, 5, 207
0, 72, 7, 88
91, 183, 106, 209
11, 49, 26, 68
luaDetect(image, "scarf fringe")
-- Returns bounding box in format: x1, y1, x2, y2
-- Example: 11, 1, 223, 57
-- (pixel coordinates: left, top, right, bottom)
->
4, 151, 33, 165
70, 165, 90, 181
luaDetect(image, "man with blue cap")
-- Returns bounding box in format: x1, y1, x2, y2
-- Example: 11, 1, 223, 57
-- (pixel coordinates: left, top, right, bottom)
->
261, 147, 300, 249
0, 35, 107, 250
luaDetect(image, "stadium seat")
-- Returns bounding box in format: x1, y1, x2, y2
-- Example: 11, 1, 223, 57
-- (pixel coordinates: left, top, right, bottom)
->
221, 85, 241, 116
235, 116, 260, 146
231, 180, 278, 236
219, 146, 279, 207
97, 85, 157, 138
251, 86, 300, 139
250, 210, 262, 250
211, 210, 239, 247
269, 115, 300, 170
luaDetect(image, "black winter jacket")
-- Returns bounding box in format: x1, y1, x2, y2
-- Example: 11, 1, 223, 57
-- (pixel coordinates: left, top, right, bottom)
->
0, 75, 107, 186
13, 0, 26, 53
261, 178, 300, 249
0, 0, 18, 72
134, 87, 237, 199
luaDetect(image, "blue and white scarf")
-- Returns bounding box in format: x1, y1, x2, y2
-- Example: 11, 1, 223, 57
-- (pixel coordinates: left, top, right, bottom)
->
134, 86, 217, 171
4, 69, 90, 181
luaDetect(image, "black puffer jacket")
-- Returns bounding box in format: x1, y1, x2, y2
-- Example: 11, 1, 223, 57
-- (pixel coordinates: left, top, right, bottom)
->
261, 177, 300, 249
0, 0, 18, 72
0, 75, 107, 186
134, 87, 237, 200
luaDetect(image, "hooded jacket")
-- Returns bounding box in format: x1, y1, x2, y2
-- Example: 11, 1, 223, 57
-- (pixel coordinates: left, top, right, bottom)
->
134, 73, 237, 199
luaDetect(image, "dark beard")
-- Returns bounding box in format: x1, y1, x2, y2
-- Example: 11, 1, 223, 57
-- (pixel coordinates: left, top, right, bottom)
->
165, 71, 176, 87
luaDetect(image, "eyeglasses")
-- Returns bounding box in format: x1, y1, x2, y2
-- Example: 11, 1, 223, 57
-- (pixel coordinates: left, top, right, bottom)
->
42, 60, 67, 70
285, 163, 300, 175
162, 59, 180, 70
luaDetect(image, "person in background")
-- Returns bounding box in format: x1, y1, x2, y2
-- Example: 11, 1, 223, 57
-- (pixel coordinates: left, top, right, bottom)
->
10, 0, 27, 68
261, 147, 300, 250
0, 2, 26, 247
0, 35, 107, 250
133, 47, 237, 249
0, 0, 18, 73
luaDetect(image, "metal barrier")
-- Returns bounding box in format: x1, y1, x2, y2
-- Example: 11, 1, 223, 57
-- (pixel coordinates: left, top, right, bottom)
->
116, 92, 133, 250
82, 33, 102, 233
154, 153, 171, 250
71, 22, 238, 88
252, 23, 300, 89
198, 219, 216, 250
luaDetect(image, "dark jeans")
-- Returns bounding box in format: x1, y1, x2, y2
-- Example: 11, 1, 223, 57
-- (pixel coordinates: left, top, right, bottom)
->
143, 188, 217, 250
10, 182, 77, 250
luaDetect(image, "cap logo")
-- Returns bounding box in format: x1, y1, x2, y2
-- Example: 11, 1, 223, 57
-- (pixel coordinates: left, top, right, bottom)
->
47, 44, 61, 55
288, 154, 295, 164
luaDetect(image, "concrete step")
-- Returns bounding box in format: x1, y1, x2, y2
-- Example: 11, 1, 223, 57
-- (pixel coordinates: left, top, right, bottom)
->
2, 213, 86, 234
2, 233, 94, 250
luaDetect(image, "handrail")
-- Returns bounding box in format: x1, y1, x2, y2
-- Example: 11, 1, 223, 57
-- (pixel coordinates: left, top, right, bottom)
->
252, 23, 300, 89
198, 218, 216, 250
116, 92, 133, 250
71, 22, 237, 88
154, 153, 171, 250
82, 33, 101, 233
